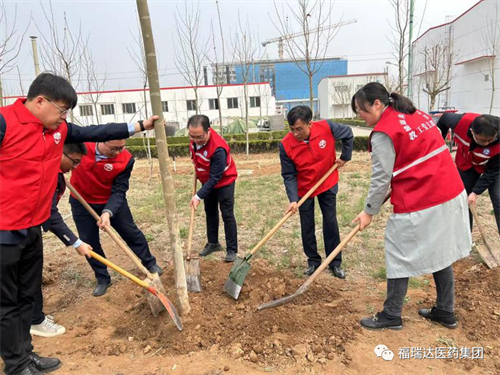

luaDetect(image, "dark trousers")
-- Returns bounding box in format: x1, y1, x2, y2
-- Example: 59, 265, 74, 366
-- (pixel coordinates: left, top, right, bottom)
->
298, 185, 342, 268
459, 167, 500, 234
383, 266, 455, 317
0, 227, 43, 374
204, 182, 238, 253
31, 288, 45, 325
70, 197, 156, 283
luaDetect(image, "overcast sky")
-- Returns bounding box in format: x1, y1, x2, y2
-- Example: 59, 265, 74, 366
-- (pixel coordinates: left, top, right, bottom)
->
0, 0, 479, 96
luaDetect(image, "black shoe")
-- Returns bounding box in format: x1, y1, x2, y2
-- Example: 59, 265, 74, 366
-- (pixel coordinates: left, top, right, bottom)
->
224, 251, 237, 263
360, 311, 403, 331
7, 364, 44, 375
330, 265, 346, 279
29, 352, 62, 373
199, 242, 223, 257
92, 281, 111, 297
418, 307, 458, 329
303, 265, 319, 276
148, 264, 164, 276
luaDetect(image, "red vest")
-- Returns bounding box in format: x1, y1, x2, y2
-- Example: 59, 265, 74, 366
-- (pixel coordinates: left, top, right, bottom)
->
453, 113, 500, 174
0, 99, 69, 230
370, 106, 464, 214
281, 120, 338, 198
70, 143, 133, 204
190, 128, 237, 188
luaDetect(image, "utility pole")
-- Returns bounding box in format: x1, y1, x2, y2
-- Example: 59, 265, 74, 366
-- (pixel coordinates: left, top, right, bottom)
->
136, 0, 190, 314
30, 36, 41, 77
407, 0, 415, 100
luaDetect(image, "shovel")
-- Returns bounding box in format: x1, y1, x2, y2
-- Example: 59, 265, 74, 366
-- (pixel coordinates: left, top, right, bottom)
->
258, 192, 391, 310
470, 204, 500, 268
185, 173, 202, 292
89, 250, 182, 330
66, 180, 167, 317
224, 163, 339, 300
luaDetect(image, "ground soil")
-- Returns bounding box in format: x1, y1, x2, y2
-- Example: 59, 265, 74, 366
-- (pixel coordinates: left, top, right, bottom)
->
21, 153, 500, 375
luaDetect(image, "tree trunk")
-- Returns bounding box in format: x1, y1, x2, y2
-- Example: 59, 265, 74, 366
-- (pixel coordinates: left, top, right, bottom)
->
244, 82, 249, 157
0, 78, 4, 107
429, 94, 436, 111
309, 72, 314, 112
136, 0, 190, 315
489, 63, 495, 115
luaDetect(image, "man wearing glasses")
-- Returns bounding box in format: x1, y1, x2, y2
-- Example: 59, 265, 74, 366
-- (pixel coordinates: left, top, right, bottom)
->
0, 73, 158, 375
31, 143, 91, 339
69, 139, 163, 296
437, 113, 500, 233
280, 105, 353, 279
188, 115, 238, 262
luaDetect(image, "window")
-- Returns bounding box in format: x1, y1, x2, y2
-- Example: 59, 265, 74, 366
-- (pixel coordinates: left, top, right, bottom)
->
101, 104, 115, 115
186, 100, 197, 111
227, 97, 238, 109
335, 85, 349, 93
79, 105, 93, 116
122, 103, 136, 114
484, 74, 490, 82
250, 96, 261, 108
209, 98, 219, 110
162, 101, 169, 112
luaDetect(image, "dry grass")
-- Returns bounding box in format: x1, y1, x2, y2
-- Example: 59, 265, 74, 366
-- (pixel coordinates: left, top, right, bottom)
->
44, 151, 498, 286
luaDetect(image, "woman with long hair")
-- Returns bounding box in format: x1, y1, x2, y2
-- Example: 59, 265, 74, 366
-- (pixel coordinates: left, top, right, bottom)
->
351, 82, 471, 331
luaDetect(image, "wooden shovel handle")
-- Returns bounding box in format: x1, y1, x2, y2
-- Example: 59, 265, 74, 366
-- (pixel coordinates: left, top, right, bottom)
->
65, 179, 152, 277
470, 204, 494, 252
89, 250, 149, 289
186, 173, 197, 259
248, 163, 339, 256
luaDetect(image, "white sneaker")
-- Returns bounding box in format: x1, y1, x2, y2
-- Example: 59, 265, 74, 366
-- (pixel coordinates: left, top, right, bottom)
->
30, 315, 66, 338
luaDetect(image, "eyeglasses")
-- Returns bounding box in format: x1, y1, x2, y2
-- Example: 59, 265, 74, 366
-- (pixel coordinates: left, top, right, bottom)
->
189, 133, 207, 141
104, 143, 125, 153
290, 125, 309, 135
471, 130, 498, 146
44, 97, 70, 117
63, 152, 81, 167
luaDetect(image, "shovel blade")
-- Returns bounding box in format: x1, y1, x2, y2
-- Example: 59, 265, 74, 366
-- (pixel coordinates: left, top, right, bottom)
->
145, 274, 167, 317
147, 286, 183, 331
185, 258, 202, 293
476, 243, 500, 269
258, 290, 303, 311
223, 257, 251, 299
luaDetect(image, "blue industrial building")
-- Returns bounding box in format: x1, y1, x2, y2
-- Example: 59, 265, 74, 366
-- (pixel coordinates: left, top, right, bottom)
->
232, 58, 347, 114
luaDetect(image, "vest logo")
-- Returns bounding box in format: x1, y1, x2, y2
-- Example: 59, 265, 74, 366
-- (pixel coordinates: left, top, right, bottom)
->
203, 151, 208, 157
483, 149, 490, 155
53, 132, 61, 145
319, 139, 326, 149
104, 163, 113, 172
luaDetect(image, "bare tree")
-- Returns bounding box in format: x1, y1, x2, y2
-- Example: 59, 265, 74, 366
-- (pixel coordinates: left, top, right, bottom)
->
420, 36, 458, 111
330, 81, 351, 119
174, 0, 208, 114
136, 0, 190, 315
387, 0, 410, 94
0, 1, 28, 104
231, 14, 258, 156
35, 1, 86, 88
80, 44, 107, 124
272, 0, 340, 111
481, 1, 500, 114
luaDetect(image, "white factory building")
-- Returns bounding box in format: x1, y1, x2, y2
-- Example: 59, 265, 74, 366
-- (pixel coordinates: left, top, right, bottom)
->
3, 82, 276, 129
412, 0, 500, 115
318, 73, 388, 119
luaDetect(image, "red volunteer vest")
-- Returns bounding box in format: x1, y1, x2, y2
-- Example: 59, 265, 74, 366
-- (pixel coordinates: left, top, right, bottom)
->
370, 106, 464, 214
190, 128, 237, 188
281, 120, 338, 198
0, 99, 69, 230
453, 113, 500, 174
70, 143, 133, 204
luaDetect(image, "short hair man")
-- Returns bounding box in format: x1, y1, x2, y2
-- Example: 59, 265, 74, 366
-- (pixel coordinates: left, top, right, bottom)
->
188, 115, 238, 262
69, 140, 162, 296
280, 105, 354, 278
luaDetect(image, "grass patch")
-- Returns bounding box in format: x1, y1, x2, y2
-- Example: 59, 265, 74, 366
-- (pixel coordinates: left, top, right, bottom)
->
372, 266, 386, 281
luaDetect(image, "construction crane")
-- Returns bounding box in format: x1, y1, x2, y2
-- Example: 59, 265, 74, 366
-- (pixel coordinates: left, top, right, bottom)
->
261, 19, 357, 60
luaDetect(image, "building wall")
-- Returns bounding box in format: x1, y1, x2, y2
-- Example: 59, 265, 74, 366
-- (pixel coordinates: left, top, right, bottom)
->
4, 83, 276, 128
412, 0, 500, 115
318, 73, 387, 119
232, 58, 348, 113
